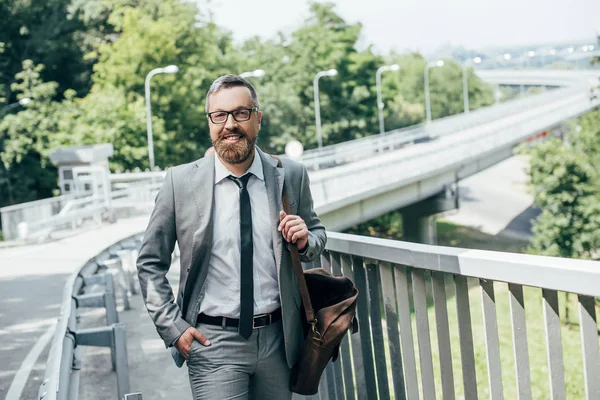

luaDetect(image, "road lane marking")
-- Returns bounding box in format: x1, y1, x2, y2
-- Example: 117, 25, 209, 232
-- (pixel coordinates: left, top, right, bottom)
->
5, 322, 56, 400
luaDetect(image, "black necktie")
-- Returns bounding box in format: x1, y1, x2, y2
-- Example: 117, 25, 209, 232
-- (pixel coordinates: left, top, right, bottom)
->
228, 174, 253, 339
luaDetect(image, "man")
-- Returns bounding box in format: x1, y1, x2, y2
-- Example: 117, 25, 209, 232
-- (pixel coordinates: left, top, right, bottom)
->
137, 74, 326, 399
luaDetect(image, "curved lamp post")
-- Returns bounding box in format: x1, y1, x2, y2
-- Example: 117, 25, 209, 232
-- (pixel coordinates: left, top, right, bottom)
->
424, 60, 444, 123
462, 57, 481, 114
145, 65, 179, 170
376, 64, 400, 134
1, 97, 31, 115
240, 69, 266, 78
313, 68, 338, 150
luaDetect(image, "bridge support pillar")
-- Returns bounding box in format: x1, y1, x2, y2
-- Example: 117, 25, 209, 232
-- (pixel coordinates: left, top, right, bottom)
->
401, 186, 458, 245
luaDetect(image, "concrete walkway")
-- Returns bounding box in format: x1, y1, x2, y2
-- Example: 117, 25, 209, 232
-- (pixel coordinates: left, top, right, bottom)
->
79, 258, 192, 399
0, 216, 150, 400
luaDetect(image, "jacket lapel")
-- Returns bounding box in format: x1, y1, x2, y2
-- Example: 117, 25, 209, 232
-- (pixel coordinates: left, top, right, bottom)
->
259, 148, 284, 271
191, 154, 215, 223
183, 154, 215, 317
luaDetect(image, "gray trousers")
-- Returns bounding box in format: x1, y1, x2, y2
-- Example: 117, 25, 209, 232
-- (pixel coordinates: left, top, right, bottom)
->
187, 320, 292, 400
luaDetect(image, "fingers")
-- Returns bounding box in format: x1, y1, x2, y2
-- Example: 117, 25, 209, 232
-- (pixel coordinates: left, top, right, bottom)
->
175, 327, 195, 359
279, 215, 306, 242
176, 327, 211, 360
290, 226, 308, 243
286, 223, 308, 243
190, 327, 211, 347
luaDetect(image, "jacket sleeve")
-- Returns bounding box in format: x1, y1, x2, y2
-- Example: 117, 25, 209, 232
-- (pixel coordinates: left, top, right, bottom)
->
297, 164, 327, 262
136, 168, 192, 347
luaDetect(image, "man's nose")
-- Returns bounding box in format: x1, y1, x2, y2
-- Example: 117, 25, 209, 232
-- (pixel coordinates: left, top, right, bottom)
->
224, 113, 237, 129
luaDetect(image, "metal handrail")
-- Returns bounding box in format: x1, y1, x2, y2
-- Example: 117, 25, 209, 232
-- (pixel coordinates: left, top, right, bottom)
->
326, 232, 600, 296
318, 232, 600, 399
0, 191, 91, 213
18, 204, 107, 240
39, 232, 144, 400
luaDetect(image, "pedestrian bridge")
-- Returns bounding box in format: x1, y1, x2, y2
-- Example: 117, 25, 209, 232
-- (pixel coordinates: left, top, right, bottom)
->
1, 68, 600, 400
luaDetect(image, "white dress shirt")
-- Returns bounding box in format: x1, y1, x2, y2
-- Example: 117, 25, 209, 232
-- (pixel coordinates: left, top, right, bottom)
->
199, 150, 280, 318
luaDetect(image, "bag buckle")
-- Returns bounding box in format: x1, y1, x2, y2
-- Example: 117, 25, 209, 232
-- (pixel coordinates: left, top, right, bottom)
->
309, 319, 322, 341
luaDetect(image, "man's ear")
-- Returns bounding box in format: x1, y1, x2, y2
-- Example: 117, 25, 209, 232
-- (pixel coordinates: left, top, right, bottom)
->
257, 110, 263, 130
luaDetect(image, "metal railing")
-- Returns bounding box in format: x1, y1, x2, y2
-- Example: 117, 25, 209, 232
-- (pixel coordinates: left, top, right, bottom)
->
308, 232, 600, 400
38, 233, 144, 400
11, 180, 163, 241
0, 191, 93, 240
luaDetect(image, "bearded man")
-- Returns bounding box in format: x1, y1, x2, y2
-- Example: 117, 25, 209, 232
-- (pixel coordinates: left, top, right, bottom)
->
137, 74, 327, 399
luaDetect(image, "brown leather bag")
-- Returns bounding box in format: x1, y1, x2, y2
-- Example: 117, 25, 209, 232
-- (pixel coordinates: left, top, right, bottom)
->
274, 156, 359, 395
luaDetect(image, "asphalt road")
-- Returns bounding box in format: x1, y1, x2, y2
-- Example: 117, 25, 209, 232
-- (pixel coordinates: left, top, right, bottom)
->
444, 154, 540, 239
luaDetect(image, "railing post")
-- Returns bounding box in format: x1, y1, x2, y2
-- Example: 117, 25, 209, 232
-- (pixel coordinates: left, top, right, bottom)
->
113, 323, 130, 400
104, 273, 119, 326
117, 249, 137, 296
100, 257, 130, 310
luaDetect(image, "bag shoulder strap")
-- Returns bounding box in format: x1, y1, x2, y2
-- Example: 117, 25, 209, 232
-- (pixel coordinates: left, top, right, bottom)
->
270, 155, 316, 324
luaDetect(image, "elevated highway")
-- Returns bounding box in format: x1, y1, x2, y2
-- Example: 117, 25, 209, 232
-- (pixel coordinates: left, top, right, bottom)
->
1, 69, 598, 240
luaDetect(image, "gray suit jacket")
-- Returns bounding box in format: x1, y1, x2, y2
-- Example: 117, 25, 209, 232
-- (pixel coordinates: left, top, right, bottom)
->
137, 148, 327, 368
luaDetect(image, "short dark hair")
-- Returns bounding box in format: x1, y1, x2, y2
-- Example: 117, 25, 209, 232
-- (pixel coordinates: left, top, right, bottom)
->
205, 74, 260, 113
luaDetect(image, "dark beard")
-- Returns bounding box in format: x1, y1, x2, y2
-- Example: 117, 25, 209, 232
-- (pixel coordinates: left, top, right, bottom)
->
213, 131, 256, 165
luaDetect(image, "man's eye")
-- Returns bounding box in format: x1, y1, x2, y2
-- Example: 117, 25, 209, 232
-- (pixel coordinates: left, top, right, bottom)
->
212, 112, 227, 119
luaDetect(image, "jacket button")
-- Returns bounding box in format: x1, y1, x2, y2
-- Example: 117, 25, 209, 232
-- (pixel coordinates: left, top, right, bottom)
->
186, 267, 190, 272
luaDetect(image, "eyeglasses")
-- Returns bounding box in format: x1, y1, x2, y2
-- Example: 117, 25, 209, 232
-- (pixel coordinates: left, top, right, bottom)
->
206, 108, 258, 124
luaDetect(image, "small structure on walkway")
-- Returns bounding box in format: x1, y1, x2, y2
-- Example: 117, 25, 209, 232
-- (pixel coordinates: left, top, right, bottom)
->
49, 143, 114, 194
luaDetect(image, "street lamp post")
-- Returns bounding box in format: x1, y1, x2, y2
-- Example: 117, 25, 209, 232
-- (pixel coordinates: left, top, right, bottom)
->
313, 69, 338, 150
240, 69, 265, 79
520, 50, 535, 95
144, 65, 179, 170
376, 64, 400, 134
424, 60, 444, 123
1, 97, 31, 115
461, 57, 481, 114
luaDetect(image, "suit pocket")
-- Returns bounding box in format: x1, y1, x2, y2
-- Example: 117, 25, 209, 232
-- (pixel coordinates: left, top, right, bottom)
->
187, 340, 201, 365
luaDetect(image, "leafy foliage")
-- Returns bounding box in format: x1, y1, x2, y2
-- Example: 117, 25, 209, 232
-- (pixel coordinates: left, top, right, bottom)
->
0, 0, 495, 211
525, 110, 600, 259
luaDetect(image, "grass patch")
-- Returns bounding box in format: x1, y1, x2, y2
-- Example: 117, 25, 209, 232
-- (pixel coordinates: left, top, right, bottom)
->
436, 219, 529, 254
346, 212, 529, 254
370, 277, 598, 399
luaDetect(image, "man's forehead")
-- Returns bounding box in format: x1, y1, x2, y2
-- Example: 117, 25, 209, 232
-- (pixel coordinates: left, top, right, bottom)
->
208, 86, 253, 110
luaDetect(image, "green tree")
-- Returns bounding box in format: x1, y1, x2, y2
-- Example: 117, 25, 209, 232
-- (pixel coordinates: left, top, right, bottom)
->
0, 60, 76, 206
0, 0, 119, 104
88, 0, 228, 167
526, 110, 600, 260
0, 0, 499, 213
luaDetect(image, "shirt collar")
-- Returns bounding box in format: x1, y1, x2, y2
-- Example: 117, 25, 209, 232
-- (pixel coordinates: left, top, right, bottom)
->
214, 148, 264, 184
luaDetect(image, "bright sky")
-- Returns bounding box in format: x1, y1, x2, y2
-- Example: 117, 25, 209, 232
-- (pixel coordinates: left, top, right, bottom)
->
201, 0, 599, 54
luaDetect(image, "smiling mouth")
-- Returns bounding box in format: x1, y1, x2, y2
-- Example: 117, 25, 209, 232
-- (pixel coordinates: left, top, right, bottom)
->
222, 134, 243, 143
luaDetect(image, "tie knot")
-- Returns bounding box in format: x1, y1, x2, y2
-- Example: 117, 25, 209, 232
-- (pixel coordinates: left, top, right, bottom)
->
228, 174, 251, 189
